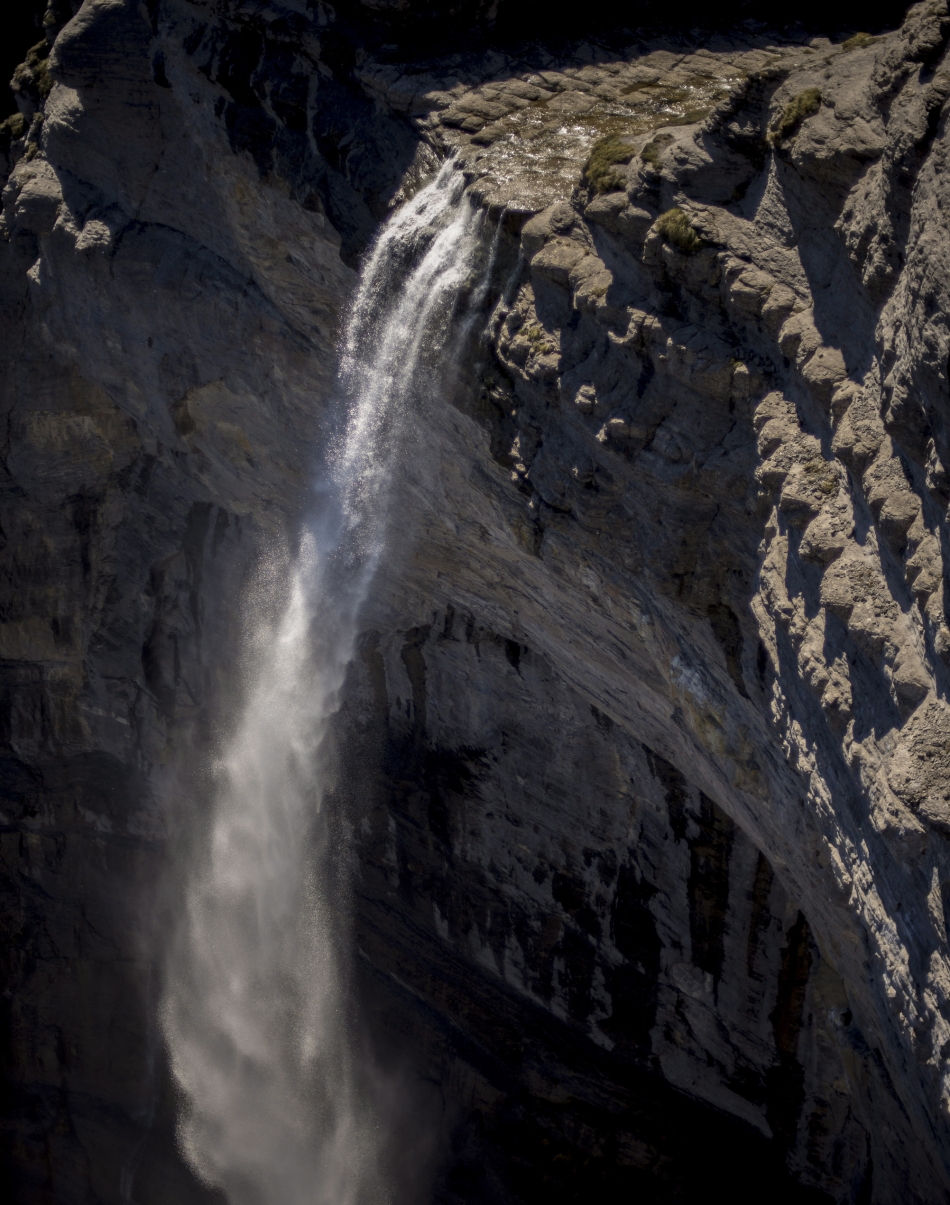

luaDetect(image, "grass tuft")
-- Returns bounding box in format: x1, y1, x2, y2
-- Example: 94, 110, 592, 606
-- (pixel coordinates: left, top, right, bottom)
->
583, 135, 635, 194
841, 32, 878, 51
656, 208, 704, 255
770, 87, 821, 145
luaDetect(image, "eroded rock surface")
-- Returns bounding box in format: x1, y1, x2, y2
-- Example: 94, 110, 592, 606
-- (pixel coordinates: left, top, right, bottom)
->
2, 2, 949, 1203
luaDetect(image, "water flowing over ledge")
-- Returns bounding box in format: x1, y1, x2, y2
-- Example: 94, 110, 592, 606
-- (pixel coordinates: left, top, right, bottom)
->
160, 162, 490, 1205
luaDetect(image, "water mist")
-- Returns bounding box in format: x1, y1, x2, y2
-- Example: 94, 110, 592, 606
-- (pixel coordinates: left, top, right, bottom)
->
161, 163, 489, 1205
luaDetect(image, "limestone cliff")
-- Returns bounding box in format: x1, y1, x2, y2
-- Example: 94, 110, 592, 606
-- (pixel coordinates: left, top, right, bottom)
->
2, 2, 949, 1203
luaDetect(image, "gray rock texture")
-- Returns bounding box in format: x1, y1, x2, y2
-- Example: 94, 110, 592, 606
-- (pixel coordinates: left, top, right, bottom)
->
3, 2, 950, 1203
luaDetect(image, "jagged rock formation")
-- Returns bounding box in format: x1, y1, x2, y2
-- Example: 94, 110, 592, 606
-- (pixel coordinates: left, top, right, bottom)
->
2, 2, 950, 1203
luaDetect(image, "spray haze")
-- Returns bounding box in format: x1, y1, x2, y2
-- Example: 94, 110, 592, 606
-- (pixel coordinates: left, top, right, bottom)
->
161, 163, 488, 1205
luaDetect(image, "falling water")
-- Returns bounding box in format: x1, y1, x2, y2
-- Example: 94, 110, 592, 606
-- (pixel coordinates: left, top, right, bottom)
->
161, 163, 488, 1205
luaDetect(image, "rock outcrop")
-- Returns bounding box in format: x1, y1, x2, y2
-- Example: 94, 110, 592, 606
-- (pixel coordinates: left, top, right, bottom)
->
3, 2, 950, 1203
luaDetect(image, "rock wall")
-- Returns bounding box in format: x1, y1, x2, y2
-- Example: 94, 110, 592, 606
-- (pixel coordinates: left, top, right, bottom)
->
3, 2, 950, 1203
0, 2, 359, 1198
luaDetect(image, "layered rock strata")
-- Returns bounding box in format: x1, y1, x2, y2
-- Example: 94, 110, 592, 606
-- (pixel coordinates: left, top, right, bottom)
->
2, 2, 950, 1203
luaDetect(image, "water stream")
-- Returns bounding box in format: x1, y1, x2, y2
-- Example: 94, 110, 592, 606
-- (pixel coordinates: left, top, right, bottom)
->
161, 163, 488, 1205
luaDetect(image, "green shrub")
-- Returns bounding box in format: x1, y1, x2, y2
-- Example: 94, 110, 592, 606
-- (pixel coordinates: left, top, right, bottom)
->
656, 208, 704, 255
0, 112, 26, 141
12, 40, 53, 100
0, 111, 26, 159
770, 87, 821, 145
841, 32, 878, 51
584, 135, 635, 194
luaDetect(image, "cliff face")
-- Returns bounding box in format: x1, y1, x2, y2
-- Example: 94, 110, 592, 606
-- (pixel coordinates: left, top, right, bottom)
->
3, 2, 950, 1203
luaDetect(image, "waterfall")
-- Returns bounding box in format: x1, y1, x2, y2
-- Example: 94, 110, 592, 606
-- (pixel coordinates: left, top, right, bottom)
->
161, 162, 488, 1205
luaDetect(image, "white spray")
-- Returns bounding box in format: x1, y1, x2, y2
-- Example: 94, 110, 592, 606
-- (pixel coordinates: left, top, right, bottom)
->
161, 163, 487, 1205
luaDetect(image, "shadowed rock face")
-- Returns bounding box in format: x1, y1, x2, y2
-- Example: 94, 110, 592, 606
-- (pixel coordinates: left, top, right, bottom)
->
3, 1, 950, 1203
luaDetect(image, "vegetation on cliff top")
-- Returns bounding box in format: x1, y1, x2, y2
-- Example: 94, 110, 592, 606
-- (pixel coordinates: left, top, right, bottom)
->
656, 207, 704, 254
583, 135, 635, 194
641, 132, 674, 168
770, 86, 822, 144
841, 32, 878, 51
12, 40, 53, 101
0, 112, 26, 142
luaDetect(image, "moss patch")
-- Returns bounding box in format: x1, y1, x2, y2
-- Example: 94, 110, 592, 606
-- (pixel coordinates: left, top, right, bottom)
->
656, 208, 704, 255
637, 85, 691, 106
12, 40, 53, 101
0, 112, 26, 160
620, 79, 660, 95
641, 132, 673, 168
770, 87, 822, 145
841, 32, 878, 51
1, 112, 26, 141
583, 135, 635, 194
669, 107, 714, 127
803, 458, 839, 496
